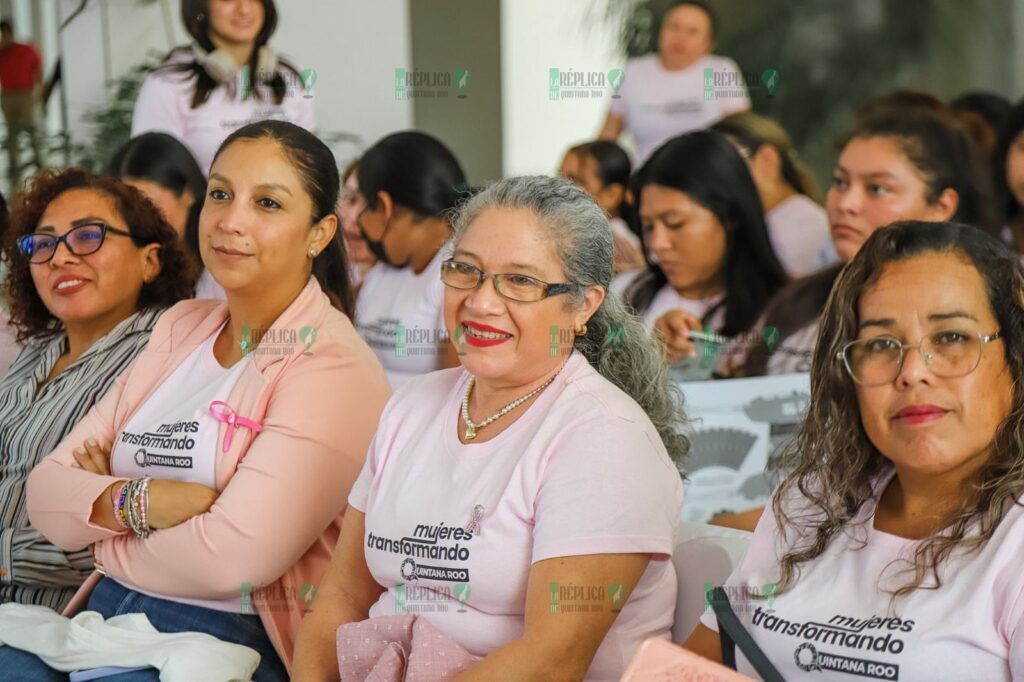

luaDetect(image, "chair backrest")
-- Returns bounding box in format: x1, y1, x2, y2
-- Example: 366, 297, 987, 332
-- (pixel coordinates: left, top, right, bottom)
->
671, 522, 753, 643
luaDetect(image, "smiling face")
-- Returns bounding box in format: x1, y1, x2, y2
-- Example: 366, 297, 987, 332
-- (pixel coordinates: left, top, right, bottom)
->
827, 137, 957, 262
444, 206, 604, 385
30, 188, 160, 332
658, 4, 713, 68
200, 137, 332, 297
208, 0, 264, 46
853, 252, 1013, 481
640, 184, 727, 299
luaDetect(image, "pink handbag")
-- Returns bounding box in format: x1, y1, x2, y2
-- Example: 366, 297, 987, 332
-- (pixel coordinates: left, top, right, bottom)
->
336, 614, 481, 681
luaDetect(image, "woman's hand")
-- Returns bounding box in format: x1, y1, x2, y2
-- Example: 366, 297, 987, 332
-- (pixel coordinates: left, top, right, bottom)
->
147, 479, 220, 530
653, 310, 704, 364
72, 439, 112, 475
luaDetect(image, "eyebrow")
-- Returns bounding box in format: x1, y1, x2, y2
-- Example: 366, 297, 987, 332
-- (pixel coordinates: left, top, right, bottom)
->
833, 166, 899, 182
209, 174, 293, 197
858, 310, 980, 331
452, 249, 549, 278
36, 217, 110, 234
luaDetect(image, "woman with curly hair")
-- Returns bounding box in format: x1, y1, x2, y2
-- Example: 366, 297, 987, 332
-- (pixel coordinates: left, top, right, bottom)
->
0, 168, 192, 612
684, 221, 1024, 679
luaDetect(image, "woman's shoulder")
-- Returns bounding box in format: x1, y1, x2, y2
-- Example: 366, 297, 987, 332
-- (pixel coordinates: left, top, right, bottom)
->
771, 194, 828, 222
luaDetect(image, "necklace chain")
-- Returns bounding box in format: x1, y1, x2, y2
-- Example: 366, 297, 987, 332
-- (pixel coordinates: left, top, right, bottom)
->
460, 366, 563, 441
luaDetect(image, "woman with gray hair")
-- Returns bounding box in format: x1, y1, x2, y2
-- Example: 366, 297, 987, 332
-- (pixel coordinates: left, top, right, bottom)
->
293, 176, 686, 680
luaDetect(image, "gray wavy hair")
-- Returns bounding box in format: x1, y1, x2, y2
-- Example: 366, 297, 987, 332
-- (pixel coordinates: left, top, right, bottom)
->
449, 175, 689, 463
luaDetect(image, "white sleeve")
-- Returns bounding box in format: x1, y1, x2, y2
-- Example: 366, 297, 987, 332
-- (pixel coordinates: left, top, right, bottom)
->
131, 71, 187, 140
716, 57, 751, 117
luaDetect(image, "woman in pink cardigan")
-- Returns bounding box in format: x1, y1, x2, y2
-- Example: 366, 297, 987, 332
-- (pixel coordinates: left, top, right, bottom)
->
16, 121, 389, 680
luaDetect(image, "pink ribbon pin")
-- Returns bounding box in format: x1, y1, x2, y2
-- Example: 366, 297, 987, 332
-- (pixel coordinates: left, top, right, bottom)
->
209, 401, 263, 453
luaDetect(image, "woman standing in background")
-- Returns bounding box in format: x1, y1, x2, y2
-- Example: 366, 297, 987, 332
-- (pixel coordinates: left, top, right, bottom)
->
131, 0, 314, 175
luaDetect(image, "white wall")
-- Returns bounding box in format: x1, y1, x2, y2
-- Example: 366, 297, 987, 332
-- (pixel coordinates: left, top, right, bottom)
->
500, 0, 622, 177
58, 0, 413, 168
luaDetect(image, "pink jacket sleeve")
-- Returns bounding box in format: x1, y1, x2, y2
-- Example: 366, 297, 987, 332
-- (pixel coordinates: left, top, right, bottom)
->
89, 348, 388, 599
26, 362, 135, 550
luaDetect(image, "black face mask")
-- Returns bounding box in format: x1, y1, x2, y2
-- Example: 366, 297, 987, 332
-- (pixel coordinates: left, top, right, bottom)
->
357, 210, 398, 268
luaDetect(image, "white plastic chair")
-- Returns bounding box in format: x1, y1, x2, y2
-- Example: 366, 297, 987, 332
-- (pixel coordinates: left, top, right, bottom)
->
670, 521, 753, 643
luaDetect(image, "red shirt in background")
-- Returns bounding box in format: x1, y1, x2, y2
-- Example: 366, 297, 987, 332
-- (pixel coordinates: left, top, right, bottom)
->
0, 42, 42, 91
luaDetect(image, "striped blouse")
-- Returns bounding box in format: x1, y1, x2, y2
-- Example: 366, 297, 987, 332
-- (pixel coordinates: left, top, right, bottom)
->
0, 307, 163, 611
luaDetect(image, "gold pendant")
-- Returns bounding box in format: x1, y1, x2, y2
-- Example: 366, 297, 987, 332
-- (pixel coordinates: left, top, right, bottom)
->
464, 425, 476, 440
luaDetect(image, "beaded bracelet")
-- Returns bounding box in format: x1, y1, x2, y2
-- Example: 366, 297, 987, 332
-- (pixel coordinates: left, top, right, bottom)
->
111, 481, 129, 529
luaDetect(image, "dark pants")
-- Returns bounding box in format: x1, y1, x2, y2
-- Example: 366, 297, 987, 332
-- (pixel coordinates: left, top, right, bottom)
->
0, 576, 288, 681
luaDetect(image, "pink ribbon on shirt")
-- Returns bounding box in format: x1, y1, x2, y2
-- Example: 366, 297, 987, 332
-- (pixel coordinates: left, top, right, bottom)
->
209, 401, 263, 453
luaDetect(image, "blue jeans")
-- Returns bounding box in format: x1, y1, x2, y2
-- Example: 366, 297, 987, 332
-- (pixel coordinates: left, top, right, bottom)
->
0, 576, 288, 681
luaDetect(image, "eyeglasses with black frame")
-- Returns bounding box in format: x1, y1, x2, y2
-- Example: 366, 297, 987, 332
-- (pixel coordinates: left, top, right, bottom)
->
17, 222, 135, 264
836, 329, 1002, 386
440, 259, 579, 302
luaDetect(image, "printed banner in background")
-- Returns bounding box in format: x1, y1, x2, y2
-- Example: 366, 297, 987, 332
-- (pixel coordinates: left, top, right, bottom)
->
677, 373, 811, 522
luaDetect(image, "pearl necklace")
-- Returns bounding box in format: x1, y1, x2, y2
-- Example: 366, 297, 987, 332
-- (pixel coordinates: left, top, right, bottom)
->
461, 368, 562, 441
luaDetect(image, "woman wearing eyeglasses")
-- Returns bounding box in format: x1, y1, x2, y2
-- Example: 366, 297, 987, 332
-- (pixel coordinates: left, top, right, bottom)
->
292, 176, 685, 681
14, 122, 389, 680
0, 168, 192, 613
683, 221, 1024, 680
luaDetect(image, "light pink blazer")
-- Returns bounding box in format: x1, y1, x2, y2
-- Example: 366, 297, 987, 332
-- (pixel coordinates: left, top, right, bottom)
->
26, 277, 390, 672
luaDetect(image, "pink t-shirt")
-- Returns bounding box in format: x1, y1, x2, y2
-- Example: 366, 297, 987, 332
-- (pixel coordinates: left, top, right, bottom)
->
131, 49, 316, 174
700, 470, 1024, 681
348, 352, 684, 680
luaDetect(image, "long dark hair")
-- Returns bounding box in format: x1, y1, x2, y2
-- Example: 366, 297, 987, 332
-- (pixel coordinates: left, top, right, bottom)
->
158, 0, 300, 108
774, 221, 1024, 598
213, 120, 353, 317
743, 109, 991, 376
107, 132, 206, 264
2, 169, 194, 342
357, 131, 467, 219
625, 130, 787, 337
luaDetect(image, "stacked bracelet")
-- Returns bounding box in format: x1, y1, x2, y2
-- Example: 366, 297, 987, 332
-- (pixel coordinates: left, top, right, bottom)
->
114, 477, 152, 538
111, 481, 130, 529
